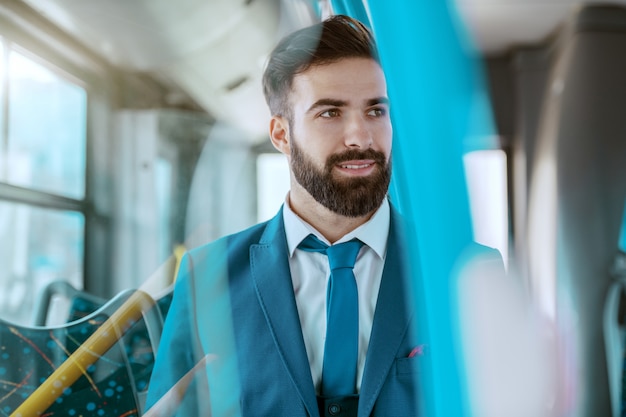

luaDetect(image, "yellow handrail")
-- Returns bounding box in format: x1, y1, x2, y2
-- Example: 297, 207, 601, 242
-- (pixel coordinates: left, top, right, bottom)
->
10, 290, 156, 417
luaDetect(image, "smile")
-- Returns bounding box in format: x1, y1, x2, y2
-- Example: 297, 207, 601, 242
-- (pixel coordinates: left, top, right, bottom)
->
334, 159, 378, 176
340, 163, 373, 169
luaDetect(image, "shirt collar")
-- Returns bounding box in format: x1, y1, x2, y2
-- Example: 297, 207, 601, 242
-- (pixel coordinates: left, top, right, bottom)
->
283, 195, 390, 260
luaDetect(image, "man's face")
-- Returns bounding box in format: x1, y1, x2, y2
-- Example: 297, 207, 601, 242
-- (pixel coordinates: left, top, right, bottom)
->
285, 57, 393, 217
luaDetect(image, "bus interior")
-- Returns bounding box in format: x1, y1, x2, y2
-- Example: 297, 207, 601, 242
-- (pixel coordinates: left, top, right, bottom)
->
0, 0, 625, 416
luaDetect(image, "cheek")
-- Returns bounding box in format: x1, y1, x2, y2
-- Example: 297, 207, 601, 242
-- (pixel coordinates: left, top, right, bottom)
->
375, 124, 393, 153
296, 131, 335, 160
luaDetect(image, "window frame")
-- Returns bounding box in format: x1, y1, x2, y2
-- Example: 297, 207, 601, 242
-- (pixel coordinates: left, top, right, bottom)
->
0, 3, 109, 300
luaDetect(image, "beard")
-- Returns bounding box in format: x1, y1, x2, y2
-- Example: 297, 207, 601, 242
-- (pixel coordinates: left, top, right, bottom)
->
290, 137, 391, 217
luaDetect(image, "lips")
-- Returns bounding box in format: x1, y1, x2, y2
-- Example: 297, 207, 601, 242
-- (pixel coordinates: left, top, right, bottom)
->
335, 159, 377, 176
339, 160, 375, 169
326, 149, 387, 176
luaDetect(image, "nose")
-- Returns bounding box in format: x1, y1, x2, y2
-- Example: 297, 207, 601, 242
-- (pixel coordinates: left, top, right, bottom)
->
344, 114, 372, 149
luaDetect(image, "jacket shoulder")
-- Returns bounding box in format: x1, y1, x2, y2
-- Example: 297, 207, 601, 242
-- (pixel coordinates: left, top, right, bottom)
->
184, 218, 274, 263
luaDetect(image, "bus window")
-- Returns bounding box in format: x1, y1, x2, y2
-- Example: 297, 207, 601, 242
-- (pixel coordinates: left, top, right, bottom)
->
0, 38, 87, 325
0, 202, 84, 325
464, 148, 509, 268
6, 49, 86, 199
256, 152, 289, 223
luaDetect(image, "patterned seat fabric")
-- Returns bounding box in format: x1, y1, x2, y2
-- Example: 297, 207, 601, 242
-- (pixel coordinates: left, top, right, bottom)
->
6, 282, 173, 415
64, 287, 175, 399
0, 313, 139, 416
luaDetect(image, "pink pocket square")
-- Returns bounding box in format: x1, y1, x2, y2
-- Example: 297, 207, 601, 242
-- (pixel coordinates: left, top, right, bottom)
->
408, 344, 427, 358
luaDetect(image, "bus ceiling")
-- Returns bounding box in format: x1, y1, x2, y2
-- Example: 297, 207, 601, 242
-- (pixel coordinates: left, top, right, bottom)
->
10, 0, 616, 143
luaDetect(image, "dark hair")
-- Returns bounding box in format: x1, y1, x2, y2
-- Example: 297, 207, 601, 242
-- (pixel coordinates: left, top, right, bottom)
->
262, 15, 379, 118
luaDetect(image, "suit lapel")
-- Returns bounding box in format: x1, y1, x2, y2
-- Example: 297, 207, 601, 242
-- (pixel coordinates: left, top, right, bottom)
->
359, 211, 415, 417
250, 210, 319, 417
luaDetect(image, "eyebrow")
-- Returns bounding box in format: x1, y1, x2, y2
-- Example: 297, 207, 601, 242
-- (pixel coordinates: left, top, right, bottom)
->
306, 98, 346, 114
306, 97, 390, 113
367, 97, 390, 107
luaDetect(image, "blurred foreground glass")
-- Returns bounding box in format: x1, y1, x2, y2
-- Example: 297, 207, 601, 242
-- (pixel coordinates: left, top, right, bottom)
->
6, 50, 86, 199
0, 201, 84, 325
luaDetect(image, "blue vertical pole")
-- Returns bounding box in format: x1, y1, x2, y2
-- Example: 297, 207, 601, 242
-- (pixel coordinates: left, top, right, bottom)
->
330, 0, 371, 28
336, 1, 495, 416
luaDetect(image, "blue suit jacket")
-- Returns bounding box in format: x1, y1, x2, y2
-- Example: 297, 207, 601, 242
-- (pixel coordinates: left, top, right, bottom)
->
146, 206, 428, 416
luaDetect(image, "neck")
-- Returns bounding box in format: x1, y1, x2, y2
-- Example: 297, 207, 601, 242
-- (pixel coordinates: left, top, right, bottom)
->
288, 187, 378, 244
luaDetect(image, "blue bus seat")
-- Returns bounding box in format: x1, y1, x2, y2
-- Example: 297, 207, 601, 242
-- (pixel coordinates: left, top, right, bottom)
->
32, 281, 166, 412
0, 289, 142, 416
33, 280, 107, 326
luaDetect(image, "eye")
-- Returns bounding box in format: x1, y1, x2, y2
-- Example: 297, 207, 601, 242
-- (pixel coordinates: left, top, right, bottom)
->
367, 107, 387, 117
319, 109, 340, 118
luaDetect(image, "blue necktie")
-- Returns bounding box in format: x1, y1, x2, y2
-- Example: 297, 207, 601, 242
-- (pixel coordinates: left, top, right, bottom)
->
299, 234, 364, 396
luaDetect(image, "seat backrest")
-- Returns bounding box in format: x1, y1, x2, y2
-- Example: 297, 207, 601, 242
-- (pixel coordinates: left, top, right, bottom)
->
0, 288, 163, 416
33, 280, 107, 326
0, 289, 139, 416
32, 281, 166, 412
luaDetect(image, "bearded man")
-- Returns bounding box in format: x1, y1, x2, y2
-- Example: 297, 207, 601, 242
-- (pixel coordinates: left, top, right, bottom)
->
147, 15, 498, 417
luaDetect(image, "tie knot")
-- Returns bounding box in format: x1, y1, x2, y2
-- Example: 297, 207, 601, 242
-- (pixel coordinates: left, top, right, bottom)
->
326, 240, 363, 270
298, 234, 363, 271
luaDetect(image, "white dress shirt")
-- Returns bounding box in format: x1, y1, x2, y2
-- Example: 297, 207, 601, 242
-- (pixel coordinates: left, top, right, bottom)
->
283, 197, 390, 394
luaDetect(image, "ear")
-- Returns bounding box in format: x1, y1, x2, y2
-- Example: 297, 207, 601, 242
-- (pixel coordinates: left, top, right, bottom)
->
269, 116, 291, 156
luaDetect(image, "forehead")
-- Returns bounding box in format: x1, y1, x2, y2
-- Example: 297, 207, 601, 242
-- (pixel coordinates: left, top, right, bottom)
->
289, 57, 387, 108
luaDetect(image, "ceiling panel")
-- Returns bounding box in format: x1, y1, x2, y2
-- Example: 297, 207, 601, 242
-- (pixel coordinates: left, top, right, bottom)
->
455, 0, 626, 54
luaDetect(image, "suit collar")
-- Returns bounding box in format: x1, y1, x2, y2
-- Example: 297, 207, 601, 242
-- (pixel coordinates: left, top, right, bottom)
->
251, 209, 320, 417
282, 198, 391, 259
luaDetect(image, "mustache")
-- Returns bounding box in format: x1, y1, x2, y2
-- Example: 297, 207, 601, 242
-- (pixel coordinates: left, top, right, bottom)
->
326, 148, 387, 167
